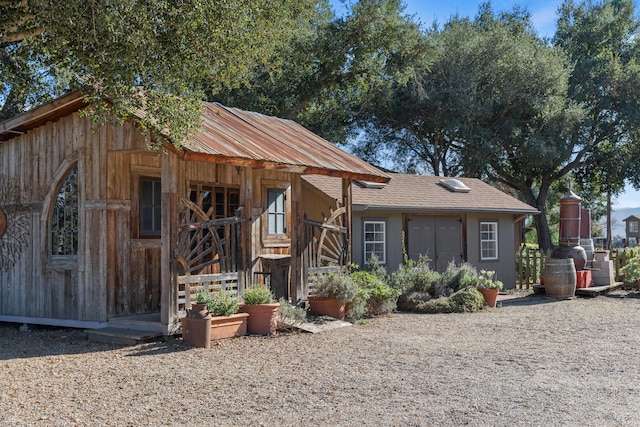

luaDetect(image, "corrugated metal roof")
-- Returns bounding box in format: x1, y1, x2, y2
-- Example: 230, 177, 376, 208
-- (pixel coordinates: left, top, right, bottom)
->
304, 173, 539, 214
0, 93, 389, 182
184, 103, 389, 182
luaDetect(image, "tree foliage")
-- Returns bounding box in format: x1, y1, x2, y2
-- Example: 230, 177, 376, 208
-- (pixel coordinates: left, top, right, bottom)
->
0, 0, 318, 145
213, 0, 430, 144
355, 1, 640, 251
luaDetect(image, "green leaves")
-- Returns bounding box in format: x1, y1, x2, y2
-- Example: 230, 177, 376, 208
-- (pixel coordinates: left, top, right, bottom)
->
1, 0, 318, 145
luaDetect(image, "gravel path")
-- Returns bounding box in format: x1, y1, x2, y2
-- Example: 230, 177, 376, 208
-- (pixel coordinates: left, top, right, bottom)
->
2, 290, 640, 426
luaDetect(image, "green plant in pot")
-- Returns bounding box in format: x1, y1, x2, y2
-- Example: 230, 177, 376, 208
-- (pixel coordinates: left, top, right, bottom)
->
308, 270, 358, 320
476, 270, 503, 307
205, 290, 249, 340
207, 290, 240, 316
240, 285, 280, 335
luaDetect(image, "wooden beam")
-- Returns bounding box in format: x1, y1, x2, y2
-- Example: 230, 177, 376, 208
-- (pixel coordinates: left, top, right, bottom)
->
290, 174, 303, 303
342, 178, 353, 267
0, 92, 86, 141
180, 151, 389, 183
161, 152, 179, 329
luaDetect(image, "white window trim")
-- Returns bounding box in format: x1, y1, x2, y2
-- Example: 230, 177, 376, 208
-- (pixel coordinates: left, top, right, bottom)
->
363, 220, 386, 264
630, 221, 639, 233
480, 221, 499, 261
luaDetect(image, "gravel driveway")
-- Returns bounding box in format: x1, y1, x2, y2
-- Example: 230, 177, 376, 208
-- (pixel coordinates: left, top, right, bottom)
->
2, 290, 640, 426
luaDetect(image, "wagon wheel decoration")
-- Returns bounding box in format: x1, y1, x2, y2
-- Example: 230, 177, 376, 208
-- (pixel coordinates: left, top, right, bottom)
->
317, 206, 348, 267
0, 175, 31, 272
177, 197, 226, 275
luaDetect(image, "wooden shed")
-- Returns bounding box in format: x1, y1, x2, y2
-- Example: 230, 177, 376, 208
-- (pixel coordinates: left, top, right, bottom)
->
0, 92, 388, 335
303, 173, 538, 288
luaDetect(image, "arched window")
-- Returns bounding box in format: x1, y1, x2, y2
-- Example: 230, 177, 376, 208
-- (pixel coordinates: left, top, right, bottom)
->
50, 165, 79, 256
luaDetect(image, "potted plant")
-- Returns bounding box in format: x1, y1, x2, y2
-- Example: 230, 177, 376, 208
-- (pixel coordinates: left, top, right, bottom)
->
206, 290, 249, 341
476, 270, 503, 307
620, 256, 640, 290
239, 285, 280, 335
308, 270, 357, 319
182, 288, 212, 348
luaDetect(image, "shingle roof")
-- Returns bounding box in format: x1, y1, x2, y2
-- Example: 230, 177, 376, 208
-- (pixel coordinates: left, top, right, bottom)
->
304, 173, 538, 214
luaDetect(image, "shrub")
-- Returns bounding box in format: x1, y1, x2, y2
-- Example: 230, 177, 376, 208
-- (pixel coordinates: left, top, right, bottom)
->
311, 270, 357, 302
449, 287, 485, 312
363, 254, 387, 281
442, 262, 478, 292
276, 297, 307, 330
351, 270, 400, 317
387, 255, 436, 293
399, 287, 484, 314
418, 297, 452, 314
242, 285, 276, 305
206, 291, 240, 316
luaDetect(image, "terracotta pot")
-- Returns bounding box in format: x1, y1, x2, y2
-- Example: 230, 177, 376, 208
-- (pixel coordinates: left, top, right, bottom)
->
210, 312, 249, 341
308, 296, 348, 319
239, 303, 280, 335
181, 317, 212, 348
188, 302, 210, 319
478, 288, 499, 308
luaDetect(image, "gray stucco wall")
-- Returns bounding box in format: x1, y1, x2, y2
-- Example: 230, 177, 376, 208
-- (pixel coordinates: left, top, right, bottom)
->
465, 213, 517, 289
353, 211, 405, 272
353, 210, 518, 289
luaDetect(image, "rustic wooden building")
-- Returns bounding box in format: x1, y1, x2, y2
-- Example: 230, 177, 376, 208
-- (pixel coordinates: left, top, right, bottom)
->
303, 173, 538, 287
0, 92, 388, 335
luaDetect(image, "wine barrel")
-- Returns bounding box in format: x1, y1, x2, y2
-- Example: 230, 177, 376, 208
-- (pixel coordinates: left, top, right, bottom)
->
543, 258, 576, 299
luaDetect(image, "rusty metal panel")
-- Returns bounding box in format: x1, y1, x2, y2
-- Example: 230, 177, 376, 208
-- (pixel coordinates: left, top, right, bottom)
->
184, 103, 389, 182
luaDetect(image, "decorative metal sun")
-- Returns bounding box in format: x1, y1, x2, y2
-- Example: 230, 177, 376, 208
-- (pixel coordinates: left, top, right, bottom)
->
0, 175, 31, 272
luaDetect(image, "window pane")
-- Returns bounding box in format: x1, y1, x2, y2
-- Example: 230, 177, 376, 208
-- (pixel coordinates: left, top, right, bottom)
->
363, 221, 385, 263
267, 188, 286, 235
140, 178, 162, 236
50, 165, 79, 256
480, 222, 498, 260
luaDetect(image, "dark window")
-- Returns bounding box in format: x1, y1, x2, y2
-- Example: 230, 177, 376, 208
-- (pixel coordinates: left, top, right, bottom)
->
140, 178, 162, 237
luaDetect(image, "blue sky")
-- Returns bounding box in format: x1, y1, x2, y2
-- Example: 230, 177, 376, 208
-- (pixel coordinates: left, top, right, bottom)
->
330, 0, 640, 210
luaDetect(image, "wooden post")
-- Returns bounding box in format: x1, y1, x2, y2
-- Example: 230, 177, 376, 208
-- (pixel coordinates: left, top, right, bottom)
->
240, 167, 253, 293
290, 174, 303, 303
342, 178, 353, 266
161, 152, 179, 333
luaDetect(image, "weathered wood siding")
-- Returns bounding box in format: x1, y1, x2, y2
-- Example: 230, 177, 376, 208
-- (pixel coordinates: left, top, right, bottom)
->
0, 108, 323, 325
0, 112, 108, 322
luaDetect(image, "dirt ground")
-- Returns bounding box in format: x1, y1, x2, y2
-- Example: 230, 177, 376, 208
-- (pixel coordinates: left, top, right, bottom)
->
1, 289, 640, 426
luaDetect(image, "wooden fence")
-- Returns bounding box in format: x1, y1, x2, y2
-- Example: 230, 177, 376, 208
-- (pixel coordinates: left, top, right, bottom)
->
515, 247, 640, 289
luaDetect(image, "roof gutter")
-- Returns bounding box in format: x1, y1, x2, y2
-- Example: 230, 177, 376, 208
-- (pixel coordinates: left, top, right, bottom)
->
354, 205, 539, 214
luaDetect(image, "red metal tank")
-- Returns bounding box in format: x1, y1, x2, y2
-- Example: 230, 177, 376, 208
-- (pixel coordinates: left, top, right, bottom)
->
558, 191, 581, 246
580, 208, 591, 239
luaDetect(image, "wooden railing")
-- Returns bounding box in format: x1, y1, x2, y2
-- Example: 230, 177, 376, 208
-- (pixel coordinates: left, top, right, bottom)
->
515, 247, 640, 289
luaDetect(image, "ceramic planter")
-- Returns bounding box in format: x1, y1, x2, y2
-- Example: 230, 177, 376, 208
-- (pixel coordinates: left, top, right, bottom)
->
478, 288, 499, 307
181, 317, 212, 348
239, 303, 280, 335
308, 296, 348, 319
210, 312, 249, 341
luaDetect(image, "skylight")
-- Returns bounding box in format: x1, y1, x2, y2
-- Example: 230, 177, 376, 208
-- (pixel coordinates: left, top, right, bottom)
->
439, 178, 471, 193
355, 180, 388, 189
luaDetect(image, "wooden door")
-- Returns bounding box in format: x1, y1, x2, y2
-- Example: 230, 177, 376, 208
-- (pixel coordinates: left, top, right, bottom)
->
407, 216, 462, 272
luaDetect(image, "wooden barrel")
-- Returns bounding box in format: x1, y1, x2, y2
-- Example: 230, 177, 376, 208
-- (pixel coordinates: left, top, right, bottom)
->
543, 258, 576, 299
